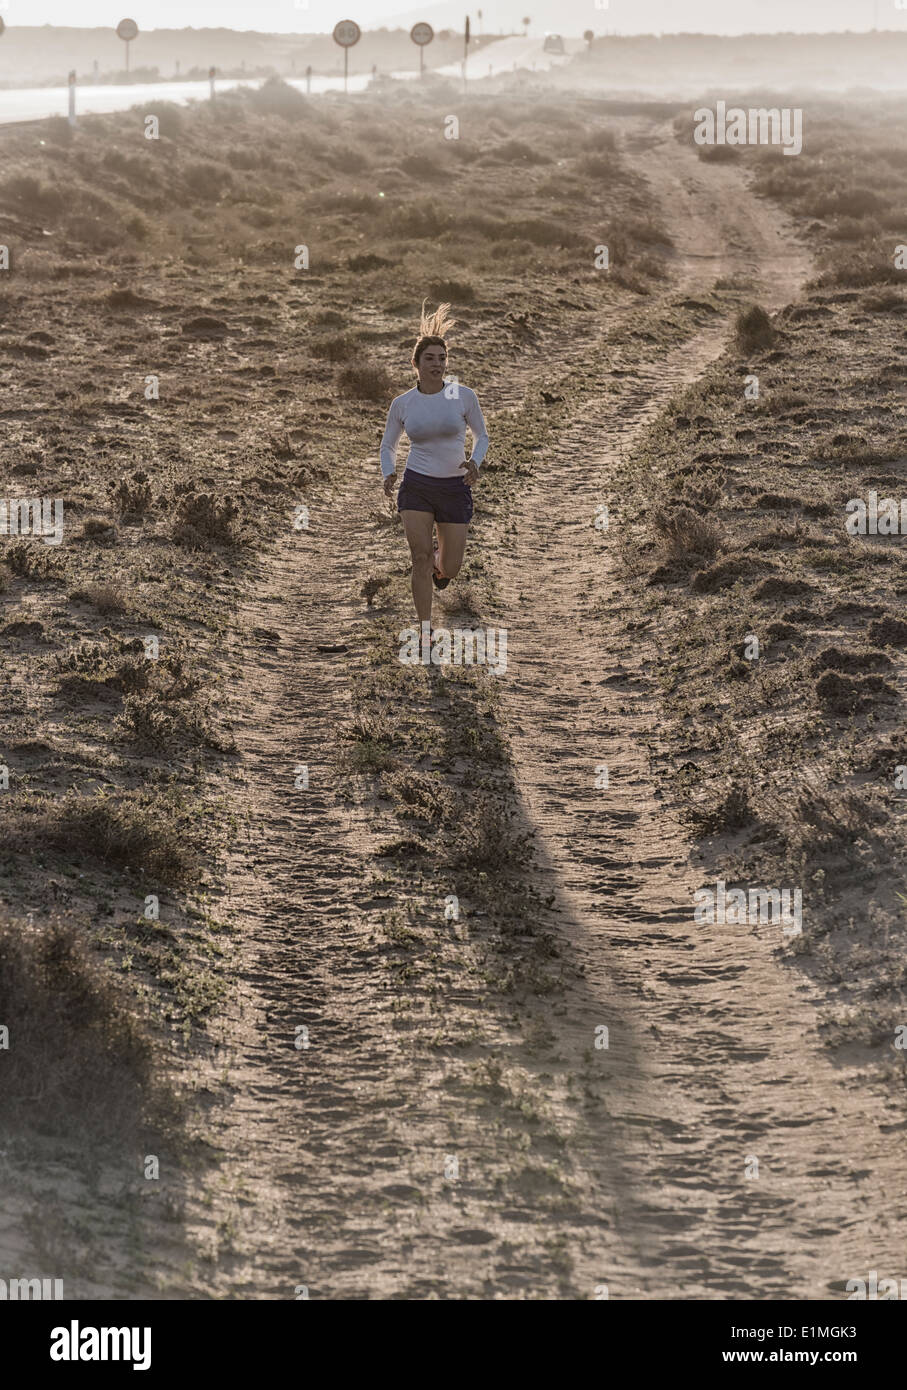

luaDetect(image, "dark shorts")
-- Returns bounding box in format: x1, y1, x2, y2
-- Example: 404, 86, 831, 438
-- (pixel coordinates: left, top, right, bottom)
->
397, 468, 474, 525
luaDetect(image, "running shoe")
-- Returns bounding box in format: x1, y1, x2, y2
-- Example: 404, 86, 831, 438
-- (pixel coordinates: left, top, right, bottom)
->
432, 548, 451, 590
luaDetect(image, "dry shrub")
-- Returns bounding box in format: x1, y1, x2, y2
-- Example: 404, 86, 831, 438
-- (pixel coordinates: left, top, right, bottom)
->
785, 784, 887, 878
812, 646, 892, 675
110, 470, 153, 521
690, 556, 765, 593
868, 615, 907, 648
184, 160, 233, 202
148, 101, 183, 139
753, 575, 815, 600
53, 640, 107, 678
66, 212, 123, 252
347, 252, 394, 272
506, 215, 582, 248
4, 540, 64, 580
804, 187, 886, 218
577, 153, 620, 178
311, 334, 354, 362
106, 657, 151, 694
486, 138, 551, 166
817, 257, 901, 289
863, 289, 904, 312
80, 517, 116, 540
77, 583, 129, 616
681, 782, 752, 835
427, 278, 476, 303
652, 505, 721, 568
828, 217, 871, 242
388, 198, 450, 237
172, 491, 239, 547
581, 127, 618, 153
249, 76, 310, 121
815, 670, 897, 713
0, 915, 163, 1140
400, 153, 448, 180
361, 574, 391, 606
381, 769, 452, 823
43, 115, 74, 145
1, 174, 67, 217
447, 794, 533, 871
735, 304, 776, 352
1, 791, 203, 885
336, 364, 395, 403
346, 703, 395, 745
117, 692, 230, 753
697, 143, 739, 162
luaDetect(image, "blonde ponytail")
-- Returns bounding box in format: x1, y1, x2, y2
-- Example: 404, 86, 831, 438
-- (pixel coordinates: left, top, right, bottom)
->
413, 298, 456, 368
419, 297, 456, 339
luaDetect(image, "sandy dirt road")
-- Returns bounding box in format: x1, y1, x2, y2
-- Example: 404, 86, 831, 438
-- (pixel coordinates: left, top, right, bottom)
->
156, 118, 907, 1300
487, 129, 907, 1297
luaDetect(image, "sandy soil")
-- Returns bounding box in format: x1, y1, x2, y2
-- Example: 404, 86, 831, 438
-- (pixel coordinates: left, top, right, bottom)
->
104, 117, 906, 1300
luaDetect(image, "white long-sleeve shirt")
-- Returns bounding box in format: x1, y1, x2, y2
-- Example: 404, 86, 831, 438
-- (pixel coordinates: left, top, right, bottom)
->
379, 383, 489, 480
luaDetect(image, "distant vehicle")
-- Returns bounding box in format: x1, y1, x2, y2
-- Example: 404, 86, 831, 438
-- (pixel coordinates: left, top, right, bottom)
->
542, 33, 565, 54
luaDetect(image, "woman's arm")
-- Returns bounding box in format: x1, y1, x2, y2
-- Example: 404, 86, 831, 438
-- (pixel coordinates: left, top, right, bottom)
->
464, 390, 489, 468
380, 398, 405, 479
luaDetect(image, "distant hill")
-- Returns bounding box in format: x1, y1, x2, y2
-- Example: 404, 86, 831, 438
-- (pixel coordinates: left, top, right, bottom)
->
0, 26, 496, 86
565, 30, 907, 95
3, 23, 907, 91
381, 0, 905, 36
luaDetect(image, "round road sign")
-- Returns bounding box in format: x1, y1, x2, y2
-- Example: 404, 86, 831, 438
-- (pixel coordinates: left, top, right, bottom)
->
410, 22, 434, 45
116, 17, 139, 40
333, 19, 361, 47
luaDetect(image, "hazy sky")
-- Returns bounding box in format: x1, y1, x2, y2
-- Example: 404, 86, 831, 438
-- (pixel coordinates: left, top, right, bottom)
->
0, 0, 897, 33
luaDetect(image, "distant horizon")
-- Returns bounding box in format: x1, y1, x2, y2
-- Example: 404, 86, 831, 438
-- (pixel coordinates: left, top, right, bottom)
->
6, 22, 907, 38
3, 0, 905, 38
8, 22, 907, 32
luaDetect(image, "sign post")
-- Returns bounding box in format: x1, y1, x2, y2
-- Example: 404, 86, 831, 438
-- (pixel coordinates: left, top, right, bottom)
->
68, 69, 76, 126
332, 20, 361, 94
209, 65, 216, 99
116, 17, 139, 74
463, 15, 470, 91
410, 22, 434, 76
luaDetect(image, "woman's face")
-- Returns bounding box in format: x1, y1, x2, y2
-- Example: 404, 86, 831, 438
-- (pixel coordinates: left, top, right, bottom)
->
416, 344, 447, 388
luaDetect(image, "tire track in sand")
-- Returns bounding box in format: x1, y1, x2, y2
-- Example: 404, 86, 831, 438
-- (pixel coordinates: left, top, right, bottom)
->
159, 121, 907, 1300
489, 127, 907, 1297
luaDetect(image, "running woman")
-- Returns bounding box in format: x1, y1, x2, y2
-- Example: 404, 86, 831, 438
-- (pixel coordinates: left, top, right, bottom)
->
380, 301, 489, 630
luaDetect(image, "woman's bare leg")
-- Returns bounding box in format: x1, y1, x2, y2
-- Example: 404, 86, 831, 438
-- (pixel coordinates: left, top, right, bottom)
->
401, 509, 436, 623
436, 522, 468, 579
